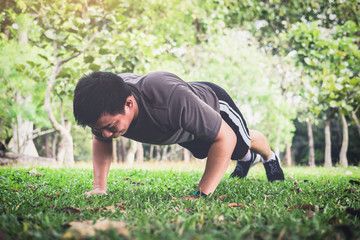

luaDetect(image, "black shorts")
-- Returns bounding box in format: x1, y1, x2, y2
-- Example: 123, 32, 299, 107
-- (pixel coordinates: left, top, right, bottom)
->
179, 82, 251, 160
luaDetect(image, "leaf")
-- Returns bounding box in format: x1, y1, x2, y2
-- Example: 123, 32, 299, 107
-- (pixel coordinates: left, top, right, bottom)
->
15, 204, 21, 211
44, 29, 56, 40
12, 189, 21, 192
344, 188, 356, 194
38, 54, 49, 61
27, 169, 42, 176
116, 202, 126, 211
61, 207, 81, 215
288, 204, 315, 211
99, 48, 112, 55
349, 180, 360, 185
218, 195, 228, 201
306, 211, 315, 219
290, 188, 303, 194
122, 178, 145, 185
103, 206, 116, 213
89, 63, 100, 71
27, 184, 38, 191
45, 194, 55, 200
84, 55, 94, 63
345, 208, 360, 217
328, 216, 341, 224
62, 219, 128, 239
228, 203, 245, 208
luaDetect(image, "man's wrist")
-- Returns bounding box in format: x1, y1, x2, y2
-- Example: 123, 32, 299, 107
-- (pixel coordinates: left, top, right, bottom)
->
193, 190, 208, 199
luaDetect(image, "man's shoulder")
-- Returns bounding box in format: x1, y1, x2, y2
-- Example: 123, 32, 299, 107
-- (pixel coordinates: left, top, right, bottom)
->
120, 71, 184, 88
142, 71, 184, 86
139, 72, 187, 96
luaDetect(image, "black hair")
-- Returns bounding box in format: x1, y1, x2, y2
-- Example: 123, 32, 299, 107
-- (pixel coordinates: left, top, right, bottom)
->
73, 71, 132, 127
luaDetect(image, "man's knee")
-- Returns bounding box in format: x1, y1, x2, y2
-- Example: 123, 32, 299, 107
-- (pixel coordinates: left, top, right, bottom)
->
249, 129, 266, 147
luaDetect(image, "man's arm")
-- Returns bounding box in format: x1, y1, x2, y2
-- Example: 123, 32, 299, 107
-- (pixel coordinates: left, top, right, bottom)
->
196, 119, 236, 195
84, 136, 112, 196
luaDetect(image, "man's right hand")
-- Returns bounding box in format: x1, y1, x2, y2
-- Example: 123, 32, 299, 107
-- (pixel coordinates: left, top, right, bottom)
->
84, 188, 107, 197
89, 136, 113, 197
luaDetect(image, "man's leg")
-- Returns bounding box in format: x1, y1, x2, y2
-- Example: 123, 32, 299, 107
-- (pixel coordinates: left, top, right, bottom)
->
247, 129, 285, 181
249, 130, 271, 159
196, 81, 284, 181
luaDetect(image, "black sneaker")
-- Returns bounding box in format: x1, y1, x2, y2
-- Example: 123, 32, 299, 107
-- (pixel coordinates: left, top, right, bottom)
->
230, 151, 261, 179
263, 153, 285, 182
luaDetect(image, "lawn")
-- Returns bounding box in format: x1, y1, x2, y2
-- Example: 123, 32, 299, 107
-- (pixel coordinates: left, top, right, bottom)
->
0, 164, 359, 240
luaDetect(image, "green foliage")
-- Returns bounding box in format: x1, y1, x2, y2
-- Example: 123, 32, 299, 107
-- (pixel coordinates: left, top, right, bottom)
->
0, 40, 49, 143
284, 21, 360, 118
220, 0, 360, 52
0, 167, 359, 239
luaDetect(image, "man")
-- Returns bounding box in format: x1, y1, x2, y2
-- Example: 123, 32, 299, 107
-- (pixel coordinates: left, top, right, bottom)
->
73, 71, 284, 198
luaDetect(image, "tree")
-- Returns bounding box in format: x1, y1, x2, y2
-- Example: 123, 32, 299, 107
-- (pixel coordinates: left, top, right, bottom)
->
20, 0, 111, 165
284, 21, 360, 166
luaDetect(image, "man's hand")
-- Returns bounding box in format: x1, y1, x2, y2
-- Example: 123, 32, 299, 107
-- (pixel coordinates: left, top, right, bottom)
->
83, 188, 107, 197
196, 120, 236, 194
91, 136, 113, 194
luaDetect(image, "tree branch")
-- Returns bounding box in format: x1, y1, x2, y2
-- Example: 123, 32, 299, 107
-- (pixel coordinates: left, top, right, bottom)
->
31, 129, 55, 140
60, 32, 98, 65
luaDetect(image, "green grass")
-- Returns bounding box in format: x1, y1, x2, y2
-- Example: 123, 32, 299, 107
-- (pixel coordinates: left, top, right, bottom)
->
0, 165, 359, 240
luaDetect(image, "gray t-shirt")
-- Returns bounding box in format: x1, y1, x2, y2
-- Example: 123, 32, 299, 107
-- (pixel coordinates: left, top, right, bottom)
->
93, 71, 222, 145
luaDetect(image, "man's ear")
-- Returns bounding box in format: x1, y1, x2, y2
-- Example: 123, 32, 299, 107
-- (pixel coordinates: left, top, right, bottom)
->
125, 96, 133, 108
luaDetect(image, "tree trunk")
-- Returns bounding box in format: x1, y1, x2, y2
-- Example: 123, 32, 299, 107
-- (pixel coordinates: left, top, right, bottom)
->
126, 140, 137, 164
52, 132, 58, 158
155, 146, 161, 161
161, 145, 169, 162
351, 110, 360, 136
44, 56, 74, 166
8, 15, 38, 157
118, 138, 127, 163
306, 119, 315, 168
285, 143, 292, 167
183, 148, 191, 162
112, 140, 118, 163
339, 114, 348, 167
135, 142, 144, 163
274, 137, 281, 161
8, 111, 38, 157
324, 117, 332, 167
57, 120, 72, 165
44, 134, 51, 158
149, 145, 154, 161
0, 151, 55, 166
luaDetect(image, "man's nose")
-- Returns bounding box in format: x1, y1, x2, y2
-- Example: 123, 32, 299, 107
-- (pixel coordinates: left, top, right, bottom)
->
102, 129, 113, 138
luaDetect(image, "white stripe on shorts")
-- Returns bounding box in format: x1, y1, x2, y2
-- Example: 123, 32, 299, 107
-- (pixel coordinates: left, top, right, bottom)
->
219, 100, 251, 147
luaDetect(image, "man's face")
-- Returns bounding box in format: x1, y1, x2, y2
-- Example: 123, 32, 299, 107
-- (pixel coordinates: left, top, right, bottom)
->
91, 111, 133, 139
90, 95, 138, 139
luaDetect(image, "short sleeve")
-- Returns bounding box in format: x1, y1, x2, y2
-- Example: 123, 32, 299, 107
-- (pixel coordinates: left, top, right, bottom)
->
168, 84, 222, 141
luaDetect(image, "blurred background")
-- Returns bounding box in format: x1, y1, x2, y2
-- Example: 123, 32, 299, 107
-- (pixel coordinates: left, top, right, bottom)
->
0, 0, 359, 167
